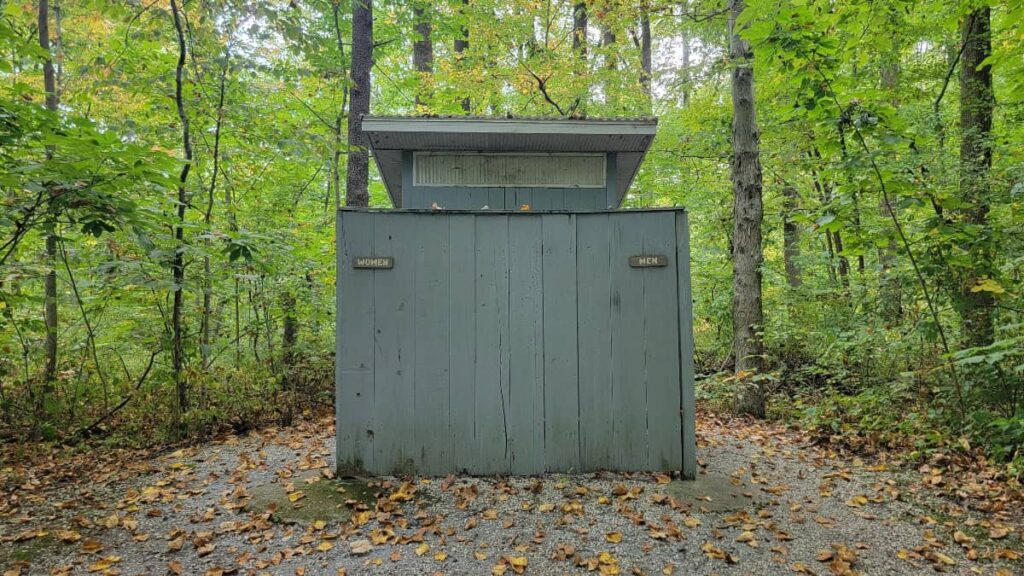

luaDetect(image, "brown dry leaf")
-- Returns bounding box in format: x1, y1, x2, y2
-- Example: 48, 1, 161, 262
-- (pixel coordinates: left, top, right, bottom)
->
701, 543, 737, 564
606, 532, 623, 543
845, 495, 869, 508
683, 517, 701, 528
989, 527, 1011, 539
736, 531, 756, 544
538, 503, 555, 512
475, 551, 489, 561
55, 530, 81, 543
791, 562, 816, 575
317, 541, 334, 552
167, 536, 185, 552
662, 563, 675, 575
81, 539, 104, 554
348, 539, 372, 555
167, 560, 184, 575
482, 509, 499, 520
816, 550, 834, 562
655, 474, 672, 485
492, 563, 508, 576
390, 550, 402, 562
197, 543, 216, 557
86, 556, 121, 573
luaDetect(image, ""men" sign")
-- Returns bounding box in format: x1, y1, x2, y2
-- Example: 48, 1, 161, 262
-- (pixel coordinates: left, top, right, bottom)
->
629, 255, 668, 268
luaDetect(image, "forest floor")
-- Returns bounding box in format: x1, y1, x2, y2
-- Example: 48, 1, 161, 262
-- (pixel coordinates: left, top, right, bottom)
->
1, 414, 1022, 576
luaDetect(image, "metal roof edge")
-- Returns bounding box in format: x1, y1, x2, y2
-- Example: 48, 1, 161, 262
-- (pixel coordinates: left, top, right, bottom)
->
337, 206, 687, 214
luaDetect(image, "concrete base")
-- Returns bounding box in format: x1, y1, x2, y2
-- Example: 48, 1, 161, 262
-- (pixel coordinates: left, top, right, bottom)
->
246, 473, 376, 524
661, 473, 760, 512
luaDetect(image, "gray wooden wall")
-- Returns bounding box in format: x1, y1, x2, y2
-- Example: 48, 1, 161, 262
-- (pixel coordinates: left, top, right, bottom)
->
336, 208, 696, 478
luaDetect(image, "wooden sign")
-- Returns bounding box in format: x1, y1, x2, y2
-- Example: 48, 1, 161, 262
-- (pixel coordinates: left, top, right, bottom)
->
353, 256, 394, 269
629, 255, 668, 268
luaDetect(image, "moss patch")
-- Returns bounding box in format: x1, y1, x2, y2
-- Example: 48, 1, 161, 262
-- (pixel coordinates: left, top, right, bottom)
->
246, 473, 377, 525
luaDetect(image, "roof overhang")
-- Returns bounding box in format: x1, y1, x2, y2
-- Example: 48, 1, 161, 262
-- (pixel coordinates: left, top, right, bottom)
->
362, 116, 658, 208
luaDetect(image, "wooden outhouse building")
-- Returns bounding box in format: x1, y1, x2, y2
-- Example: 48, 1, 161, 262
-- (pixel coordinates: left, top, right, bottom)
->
336, 116, 696, 479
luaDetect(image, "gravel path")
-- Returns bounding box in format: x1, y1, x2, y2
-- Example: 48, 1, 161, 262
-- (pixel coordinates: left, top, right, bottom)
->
2, 417, 1020, 575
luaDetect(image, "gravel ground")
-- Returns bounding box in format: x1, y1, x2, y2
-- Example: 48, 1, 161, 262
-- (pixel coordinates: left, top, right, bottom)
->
3, 417, 1020, 576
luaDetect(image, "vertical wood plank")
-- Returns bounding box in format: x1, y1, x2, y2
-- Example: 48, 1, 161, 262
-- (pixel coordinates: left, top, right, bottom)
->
508, 215, 545, 473
609, 211, 648, 470
576, 213, 613, 470
449, 215, 477, 473
414, 215, 451, 475
676, 211, 698, 479
542, 213, 580, 470
372, 213, 416, 474
336, 211, 375, 473
642, 212, 683, 470
475, 214, 511, 473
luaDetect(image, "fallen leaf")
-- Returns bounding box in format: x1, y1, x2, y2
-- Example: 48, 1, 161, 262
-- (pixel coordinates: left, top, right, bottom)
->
416, 543, 430, 556
606, 532, 623, 543
348, 539, 372, 555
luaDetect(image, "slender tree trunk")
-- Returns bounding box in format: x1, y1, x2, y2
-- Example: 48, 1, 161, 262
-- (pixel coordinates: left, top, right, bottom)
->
639, 3, 652, 110
280, 291, 297, 425
170, 0, 192, 415
331, 2, 350, 212
572, 2, 588, 62
454, 0, 471, 112
728, 0, 765, 418
413, 1, 433, 108
202, 48, 229, 372
346, 0, 372, 207
681, 33, 691, 106
782, 185, 802, 288
878, 55, 902, 321
39, 0, 59, 391
598, 2, 617, 109
957, 8, 995, 347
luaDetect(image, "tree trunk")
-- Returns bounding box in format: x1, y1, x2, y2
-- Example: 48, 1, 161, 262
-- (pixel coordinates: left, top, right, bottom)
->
957, 7, 995, 347
413, 1, 433, 108
38, 0, 59, 390
782, 185, 802, 288
202, 48, 229, 371
681, 33, 691, 106
331, 2, 349, 212
572, 2, 588, 61
454, 0, 470, 112
728, 0, 765, 418
639, 3, 652, 109
280, 291, 298, 425
346, 0, 372, 208
170, 0, 192, 415
878, 54, 902, 322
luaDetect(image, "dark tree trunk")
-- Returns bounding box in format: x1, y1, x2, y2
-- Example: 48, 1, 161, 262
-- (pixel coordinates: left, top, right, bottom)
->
331, 3, 349, 212
782, 185, 802, 288
454, 0, 470, 112
170, 0, 192, 415
413, 1, 433, 108
600, 8, 617, 109
957, 8, 995, 347
572, 2, 588, 60
346, 0, 372, 207
38, 0, 59, 390
728, 0, 765, 418
639, 3, 652, 108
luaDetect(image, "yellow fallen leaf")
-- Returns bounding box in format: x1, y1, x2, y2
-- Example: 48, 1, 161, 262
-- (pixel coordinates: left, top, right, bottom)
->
655, 474, 672, 484
313, 520, 327, 530
605, 532, 623, 543
683, 517, 701, 528
508, 556, 528, 574
474, 551, 488, 560
845, 495, 869, 507
434, 551, 448, 561
288, 491, 305, 503
416, 543, 430, 556
56, 530, 81, 543
317, 541, 334, 552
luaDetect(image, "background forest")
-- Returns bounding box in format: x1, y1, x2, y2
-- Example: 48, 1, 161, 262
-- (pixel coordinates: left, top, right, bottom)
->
1, 0, 1022, 478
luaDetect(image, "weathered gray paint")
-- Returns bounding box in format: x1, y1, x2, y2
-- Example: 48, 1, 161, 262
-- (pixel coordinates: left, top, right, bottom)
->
336, 208, 695, 477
